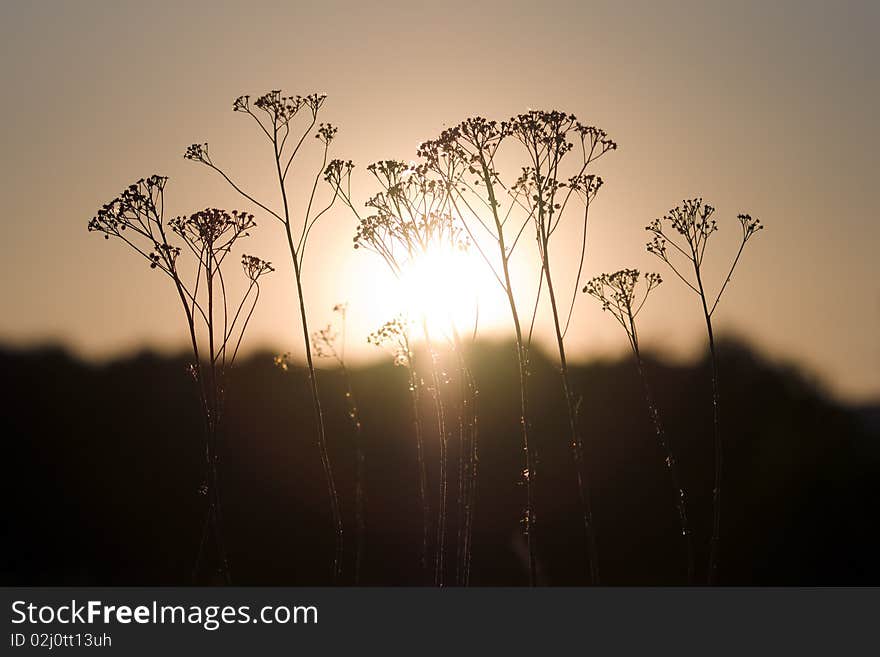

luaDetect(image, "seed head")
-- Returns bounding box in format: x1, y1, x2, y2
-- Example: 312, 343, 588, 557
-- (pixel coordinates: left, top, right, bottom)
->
241, 254, 274, 282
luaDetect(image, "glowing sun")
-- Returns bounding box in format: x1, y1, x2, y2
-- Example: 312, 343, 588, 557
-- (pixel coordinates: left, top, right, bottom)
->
397, 244, 493, 340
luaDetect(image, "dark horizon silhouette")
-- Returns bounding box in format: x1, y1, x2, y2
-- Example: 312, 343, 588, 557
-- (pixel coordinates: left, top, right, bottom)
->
4, 338, 877, 586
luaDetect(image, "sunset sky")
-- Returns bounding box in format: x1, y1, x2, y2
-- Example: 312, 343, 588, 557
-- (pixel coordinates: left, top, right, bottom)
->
1, 0, 877, 402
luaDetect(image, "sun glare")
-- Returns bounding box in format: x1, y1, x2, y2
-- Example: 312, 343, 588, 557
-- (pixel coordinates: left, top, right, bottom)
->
398, 244, 488, 340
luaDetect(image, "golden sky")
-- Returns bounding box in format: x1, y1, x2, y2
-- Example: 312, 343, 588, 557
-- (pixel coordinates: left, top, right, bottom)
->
1, 0, 877, 402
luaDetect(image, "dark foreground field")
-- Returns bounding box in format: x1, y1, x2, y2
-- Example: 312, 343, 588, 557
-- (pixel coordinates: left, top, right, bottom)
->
2, 341, 878, 585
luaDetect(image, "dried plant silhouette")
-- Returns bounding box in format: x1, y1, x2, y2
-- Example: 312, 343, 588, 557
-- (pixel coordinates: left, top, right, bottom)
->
276, 302, 367, 584
328, 159, 477, 585
416, 112, 614, 585
87, 175, 273, 584
451, 336, 479, 587
417, 119, 540, 584
646, 199, 764, 583
185, 90, 345, 581
507, 111, 616, 584
312, 304, 366, 584
367, 315, 431, 579
584, 269, 694, 583
74, 91, 782, 588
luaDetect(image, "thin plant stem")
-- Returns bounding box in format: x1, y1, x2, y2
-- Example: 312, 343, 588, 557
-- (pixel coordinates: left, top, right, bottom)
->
186, 92, 345, 582
509, 113, 614, 585
473, 152, 537, 586
330, 159, 466, 586
369, 320, 431, 582
585, 270, 695, 582
89, 177, 271, 586
451, 332, 478, 586
694, 265, 722, 585
337, 361, 365, 585
407, 351, 431, 583
290, 229, 343, 582
630, 322, 695, 584
543, 252, 599, 584
645, 200, 763, 585
273, 128, 344, 583
421, 322, 450, 587
312, 305, 366, 584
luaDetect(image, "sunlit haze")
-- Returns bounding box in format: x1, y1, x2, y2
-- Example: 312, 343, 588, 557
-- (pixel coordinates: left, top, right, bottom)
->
0, 0, 877, 402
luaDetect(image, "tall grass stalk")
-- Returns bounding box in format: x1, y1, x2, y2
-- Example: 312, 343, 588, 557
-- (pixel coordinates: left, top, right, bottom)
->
507, 111, 616, 584
422, 321, 450, 586
185, 91, 345, 581
368, 317, 431, 581
328, 160, 467, 585
646, 200, 763, 583
418, 119, 542, 584
451, 330, 479, 586
585, 269, 694, 583
88, 176, 272, 584
280, 302, 366, 584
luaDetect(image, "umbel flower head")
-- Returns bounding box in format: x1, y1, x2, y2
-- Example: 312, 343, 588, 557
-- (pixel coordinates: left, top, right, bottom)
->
171, 209, 256, 254
736, 213, 763, 240
88, 175, 168, 240
89, 176, 273, 380
241, 254, 274, 282
504, 110, 617, 159
416, 116, 504, 172
89, 176, 272, 288
645, 198, 717, 263
88, 175, 183, 274
233, 90, 327, 125
184, 143, 210, 165
316, 123, 338, 145
585, 269, 661, 323
324, 158, 355, 188
311, 325, 339, 360
304, 302, 351, 366
645, 197, 764, 313
503, 111, 615, 229
645, 198, 763, 264
567, 173, 604, 202
347, 160, 467, 274
584, 269, 662, 346
585, 269, 660, 311
368, 316, 413, 368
